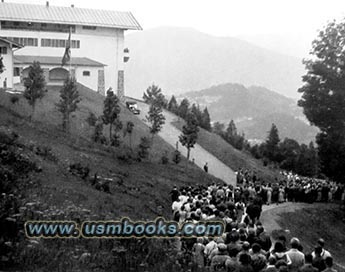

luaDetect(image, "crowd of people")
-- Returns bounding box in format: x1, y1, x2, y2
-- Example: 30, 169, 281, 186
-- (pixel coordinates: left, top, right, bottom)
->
235, 169, 345, 205
170, 181, 340, 272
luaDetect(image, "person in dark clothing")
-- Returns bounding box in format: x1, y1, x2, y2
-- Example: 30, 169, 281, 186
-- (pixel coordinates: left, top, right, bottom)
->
169, 186, 179, 202
204, 162, 209, 173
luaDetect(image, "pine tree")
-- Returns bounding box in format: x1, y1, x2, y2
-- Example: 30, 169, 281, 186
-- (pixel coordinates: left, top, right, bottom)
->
23, 61, 46, 120
146, 100, 165, 140
102, 88, 122, 143
177, 98, 190, 119
201, 107, 212, 131
56, 77, 81, 133
143, 84, 167, 108
212, 122, 225, 136
265, 123, 280, 161
179, 112, 199, 160
168, 95, 178, 113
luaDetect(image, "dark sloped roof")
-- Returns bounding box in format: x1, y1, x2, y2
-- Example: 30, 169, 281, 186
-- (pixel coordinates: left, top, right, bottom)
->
0, 37, 23, 48
0, 2, 142, 30
14, 55, 106, 67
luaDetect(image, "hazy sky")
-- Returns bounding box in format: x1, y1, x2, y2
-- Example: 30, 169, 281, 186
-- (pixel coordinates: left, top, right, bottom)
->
9, 0, 345, 57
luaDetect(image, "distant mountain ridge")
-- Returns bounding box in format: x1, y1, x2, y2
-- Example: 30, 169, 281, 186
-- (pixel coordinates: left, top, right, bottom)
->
125, 27, 306, 99
181, 83, 318, 144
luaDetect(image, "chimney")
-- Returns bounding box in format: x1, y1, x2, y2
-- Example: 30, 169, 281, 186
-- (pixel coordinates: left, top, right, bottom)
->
46, 1, 49, 7
71, 4, 74, 8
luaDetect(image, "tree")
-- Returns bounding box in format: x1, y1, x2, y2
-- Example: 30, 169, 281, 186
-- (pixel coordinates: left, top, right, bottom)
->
201, 107, 212, 131
177, 98, 190, 119
265, 123, 280, 161
146, 100, 165, 140
143, 84, 167, 108
56, 77, 80, 133
167, 95, 178, 114
138, 136, 151, 159
179, 112, 199, 160
23, 61, 46, 120
102, 88, 122, 143
191, 103, 203, 125
213, 122, 225, 136
298, 19, 345, 181
124, 121, 134, 149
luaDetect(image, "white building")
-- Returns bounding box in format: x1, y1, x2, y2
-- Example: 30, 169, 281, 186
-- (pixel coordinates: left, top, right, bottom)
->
0, 37, 22, 88
0, 1, 142, 97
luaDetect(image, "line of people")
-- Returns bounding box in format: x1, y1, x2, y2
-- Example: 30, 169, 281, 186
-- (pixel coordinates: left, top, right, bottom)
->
170, 183, 338, 272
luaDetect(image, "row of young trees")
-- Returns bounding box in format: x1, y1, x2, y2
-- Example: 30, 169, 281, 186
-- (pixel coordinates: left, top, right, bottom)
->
212, 120, 248, 150
23, 61, 80, 132
167, 96, 211, 131
143, 84, 200, 161
144, 84, 211, 132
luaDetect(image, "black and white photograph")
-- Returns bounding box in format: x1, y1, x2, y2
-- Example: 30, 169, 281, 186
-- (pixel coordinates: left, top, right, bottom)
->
0, 0, 345, 271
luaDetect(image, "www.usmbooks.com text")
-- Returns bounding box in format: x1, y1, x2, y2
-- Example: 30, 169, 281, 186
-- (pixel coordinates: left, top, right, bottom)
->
24, 218, 224, 238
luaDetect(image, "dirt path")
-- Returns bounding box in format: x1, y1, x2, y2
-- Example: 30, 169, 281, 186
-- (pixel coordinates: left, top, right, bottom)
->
135, 101, 237, 185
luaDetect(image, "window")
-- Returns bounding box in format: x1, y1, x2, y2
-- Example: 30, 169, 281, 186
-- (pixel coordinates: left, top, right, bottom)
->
3, 37, 38, 47
82, 25, 97, 30
1, 21, 76, 33
41, 38, 80, 48
83, 71, 90, 76
0, 47, 7, 54
13, 67, 20, 77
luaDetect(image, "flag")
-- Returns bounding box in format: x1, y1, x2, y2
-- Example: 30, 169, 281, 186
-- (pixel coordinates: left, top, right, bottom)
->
62, 28, 71, 66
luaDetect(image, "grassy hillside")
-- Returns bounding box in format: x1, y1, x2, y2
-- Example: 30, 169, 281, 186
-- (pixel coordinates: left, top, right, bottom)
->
0, 85, 222, 220
272, 205, 345, 270
172, 119, 280, 183
0, 86, 224, 270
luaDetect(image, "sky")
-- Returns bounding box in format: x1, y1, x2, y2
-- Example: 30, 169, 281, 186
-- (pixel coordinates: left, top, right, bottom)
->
8, 0, 345, 57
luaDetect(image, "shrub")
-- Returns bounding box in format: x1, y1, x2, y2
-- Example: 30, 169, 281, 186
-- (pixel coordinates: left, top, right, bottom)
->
172, 150, 181, 164
138, 137, 151, 159
161, 151, 169, 164
10, 96, 19, 104
86, 112, 97, 127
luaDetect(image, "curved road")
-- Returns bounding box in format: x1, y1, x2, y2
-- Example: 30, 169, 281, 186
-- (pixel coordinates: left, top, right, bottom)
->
134, 100, 237, 185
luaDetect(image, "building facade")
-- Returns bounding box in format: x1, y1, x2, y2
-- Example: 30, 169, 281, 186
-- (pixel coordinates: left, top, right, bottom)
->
0, 1, 142, 97
0, 37, 22, 88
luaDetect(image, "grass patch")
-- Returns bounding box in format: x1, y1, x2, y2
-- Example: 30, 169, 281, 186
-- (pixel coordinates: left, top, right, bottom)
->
276, 206, 345, 269
171, 119, 280, 183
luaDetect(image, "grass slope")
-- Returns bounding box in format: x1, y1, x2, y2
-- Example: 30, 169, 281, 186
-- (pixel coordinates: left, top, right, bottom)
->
276, 205, 345, 270
0, 85, 221, 220
172, 119, 280, 183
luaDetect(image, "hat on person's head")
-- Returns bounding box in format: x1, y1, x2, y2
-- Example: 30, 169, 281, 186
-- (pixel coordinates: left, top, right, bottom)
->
218, 243, 227, 252
317, 238, 325, 247
290, 237, 300, 248
242, 241, 250, 251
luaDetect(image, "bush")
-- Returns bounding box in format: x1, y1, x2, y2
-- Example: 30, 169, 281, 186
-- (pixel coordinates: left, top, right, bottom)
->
110, 133, 121, 147
172, 150, 181, 164
10, 95, 19, 104
34, 145, 57, 162
69, 163, 90, 180
137, 137, 151, 159
161, 152, 169, 164
86, 112, 97, 127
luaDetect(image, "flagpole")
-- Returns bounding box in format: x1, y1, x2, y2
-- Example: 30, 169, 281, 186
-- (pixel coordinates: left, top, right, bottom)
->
69, 26, 72, 78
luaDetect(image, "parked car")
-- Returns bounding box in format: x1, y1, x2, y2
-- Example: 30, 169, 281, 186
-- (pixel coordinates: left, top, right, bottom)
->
126, 101, 140, 115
